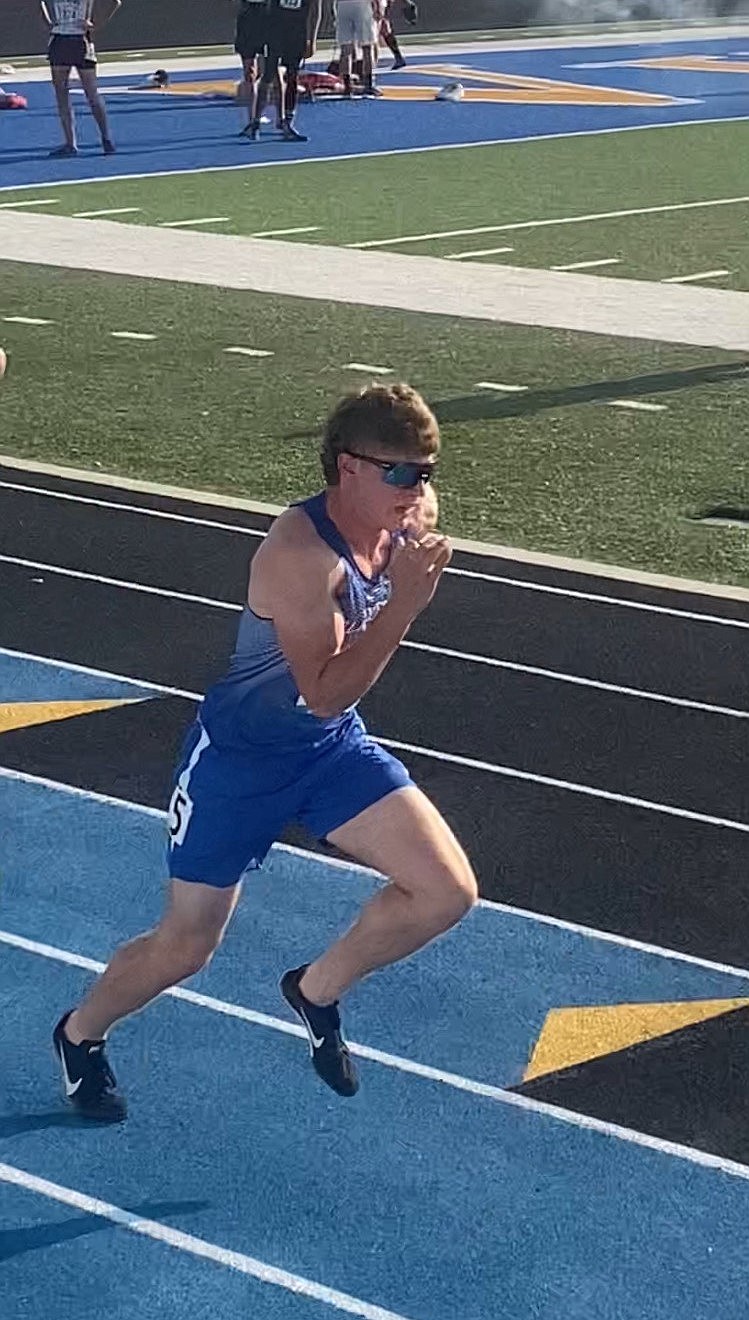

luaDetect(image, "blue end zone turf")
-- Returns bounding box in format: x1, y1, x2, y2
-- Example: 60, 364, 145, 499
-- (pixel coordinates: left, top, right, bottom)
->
1, 36, 747, 190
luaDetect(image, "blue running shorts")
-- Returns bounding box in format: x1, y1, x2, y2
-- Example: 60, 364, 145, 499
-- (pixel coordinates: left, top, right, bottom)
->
167, 717, 413, 887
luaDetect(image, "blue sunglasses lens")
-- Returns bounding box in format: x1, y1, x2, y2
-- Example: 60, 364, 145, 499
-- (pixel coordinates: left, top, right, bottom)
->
383, 463, 434, 489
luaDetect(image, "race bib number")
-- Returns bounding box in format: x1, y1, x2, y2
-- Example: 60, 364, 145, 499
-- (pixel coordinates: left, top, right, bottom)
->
279, 0, 303, 9
167, 786, 193, 847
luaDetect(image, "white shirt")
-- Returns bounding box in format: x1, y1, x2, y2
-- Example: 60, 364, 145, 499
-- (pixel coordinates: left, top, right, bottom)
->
49, 0, 96, 36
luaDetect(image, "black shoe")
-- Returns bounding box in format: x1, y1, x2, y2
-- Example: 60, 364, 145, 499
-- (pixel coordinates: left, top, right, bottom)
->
102, 138, 116, 155
392, 56, 407, 70
361, 84, 383, 97
53, 1011, 127, 1122
48, 144, 78, 158
280, 119, 307, 143
281, 967, 359, 1097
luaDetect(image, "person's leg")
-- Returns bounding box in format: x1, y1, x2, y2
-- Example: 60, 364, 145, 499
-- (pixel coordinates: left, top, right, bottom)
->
251, 51, 279, 134
361, 42, 374, 91
237, 54, 259, 128
339, 42, 354, 95
66, 878, 241, 1043
302, 785, 478, 1006
279, 55, 308, 140
78, 66, 114, 149
50, 65, 76, 151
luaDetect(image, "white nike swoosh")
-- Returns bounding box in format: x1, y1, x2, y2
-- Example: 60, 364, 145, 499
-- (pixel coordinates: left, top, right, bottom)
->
57, 1040, 83, 1097
297, 1006, 325, 1053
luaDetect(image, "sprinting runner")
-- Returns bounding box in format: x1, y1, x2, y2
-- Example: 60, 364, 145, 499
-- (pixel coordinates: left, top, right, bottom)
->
53, 383, 478, 1120
247, 0, 321, 140
40, 0, 120, 157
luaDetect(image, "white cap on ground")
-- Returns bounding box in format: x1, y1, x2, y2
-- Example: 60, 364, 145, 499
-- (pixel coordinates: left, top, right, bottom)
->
435, 81, 464, 102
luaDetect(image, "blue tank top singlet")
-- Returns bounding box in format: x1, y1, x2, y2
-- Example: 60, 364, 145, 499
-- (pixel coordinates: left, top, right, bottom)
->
199, 492, 394, 751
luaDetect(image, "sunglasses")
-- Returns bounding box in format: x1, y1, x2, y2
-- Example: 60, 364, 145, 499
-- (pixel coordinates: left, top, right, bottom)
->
345, 451, 437, 489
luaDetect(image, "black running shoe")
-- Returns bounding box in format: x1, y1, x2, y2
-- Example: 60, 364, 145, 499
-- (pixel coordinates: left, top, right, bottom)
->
102, 138, 116, 155
53, 1012, 127, 1122
280, 967, 359, 1097
48, 144, 78, 158
280, 119, 307, 143
240, 120, 260, 141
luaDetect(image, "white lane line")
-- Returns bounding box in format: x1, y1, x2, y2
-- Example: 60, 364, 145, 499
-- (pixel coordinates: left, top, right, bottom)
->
0, 199, 60, 209
249, 225, 320, 237
0, 522, 745, 630
5, 117, 749, 195
344, 362, 393, 374
6, 924, 749, 1183
404, 640, 749, 719
551, 258, 621, 271
607, 399, 667, 412
2, 316, 53, 326
474, 380, 529, 392
160, 216, 231, 228
5, 451, 748, 605
4, 757, 749, 977
0, 478, 265, 538
379, 737, 749, 834
347, 195, 749, 248
0, 597, 742, 824
73, 207, 142, 218
444, 245, 514, 260
0, 645, 201, 702
0, 554, 239, 610
110, 331, 157, 341
0, 1162, 412, 1320
224, 346, 274, 358
449, 568, 749, 630
662, 269, 733, 285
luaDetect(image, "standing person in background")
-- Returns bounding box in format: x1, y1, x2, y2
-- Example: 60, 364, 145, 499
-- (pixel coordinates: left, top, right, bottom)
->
247, 0, 321, 141
41, 0, 121, 157
378, 0, 418, 70
336, 0, 379, 97
234, 0, 270, 136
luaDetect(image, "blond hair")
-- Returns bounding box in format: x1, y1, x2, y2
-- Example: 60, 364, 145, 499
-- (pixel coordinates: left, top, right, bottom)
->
321, 383, 440, 486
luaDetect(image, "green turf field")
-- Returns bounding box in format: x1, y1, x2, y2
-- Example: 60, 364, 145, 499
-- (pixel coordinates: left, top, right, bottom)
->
2, 259, 747, 584
3, 124, 747, 291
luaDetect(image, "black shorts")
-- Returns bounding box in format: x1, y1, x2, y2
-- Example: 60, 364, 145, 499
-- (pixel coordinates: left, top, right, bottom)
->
48, 34, 96, 70
235, 9, 269, 59
267, 10, 307, 67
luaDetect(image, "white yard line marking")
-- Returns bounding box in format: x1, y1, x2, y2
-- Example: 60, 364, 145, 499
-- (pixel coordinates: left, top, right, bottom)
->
73, 207, 142, 218
607, 399, 667, 412
6, 924, 749, 1183
224, 346, 274, 358
0, 198, 60, 209
110, 331, 157, 341
344, 362, 393, 373
551, 258, 621, 271
445, 245, 514, 260
662, 269, 733, 284
160, 217, 231, 228
474, 380, 529, 392
2, 316, 53, 326
249, 225, 320, 237
0, 1162, 412, 1320
349, 196, 749, 248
